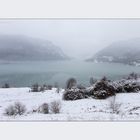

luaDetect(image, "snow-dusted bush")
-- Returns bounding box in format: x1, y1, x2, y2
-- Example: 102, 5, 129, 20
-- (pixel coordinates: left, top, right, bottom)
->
123, 83, 140, 92
112, 79, 140, 93
126, 72, 139, 80
38, 103, 49, 114
63, 89, 86, 100
63, 75, 140, 101
88, 79, 115, 99
66, 78, 77, 89
63, 77, 116, 100
115, 84, 125, 93
4, 102, 26, 116
93, 90, 110, 99
50, 100, 61, 114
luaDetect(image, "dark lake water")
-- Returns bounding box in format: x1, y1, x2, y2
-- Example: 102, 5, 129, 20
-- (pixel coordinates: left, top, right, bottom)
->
0, 60, 140, 87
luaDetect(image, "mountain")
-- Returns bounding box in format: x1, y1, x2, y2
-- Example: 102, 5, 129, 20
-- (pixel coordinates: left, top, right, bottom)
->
0, 35, 69, 61
87, 38, 140, 66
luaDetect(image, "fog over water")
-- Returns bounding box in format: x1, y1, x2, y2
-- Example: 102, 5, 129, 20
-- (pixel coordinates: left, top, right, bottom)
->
0, 20, 140, 87
0, 20, 140, 59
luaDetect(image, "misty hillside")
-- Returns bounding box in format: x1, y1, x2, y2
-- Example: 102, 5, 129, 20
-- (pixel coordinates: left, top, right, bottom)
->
0, 35, 68, 61
87, 38, 140, 66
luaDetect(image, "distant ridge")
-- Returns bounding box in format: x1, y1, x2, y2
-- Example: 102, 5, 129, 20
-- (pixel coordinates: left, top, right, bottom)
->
0, 35, 69, 61
87, 38, 140, 66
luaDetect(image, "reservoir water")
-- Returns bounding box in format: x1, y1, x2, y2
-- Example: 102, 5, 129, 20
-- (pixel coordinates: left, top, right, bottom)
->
0, 60, 140, 87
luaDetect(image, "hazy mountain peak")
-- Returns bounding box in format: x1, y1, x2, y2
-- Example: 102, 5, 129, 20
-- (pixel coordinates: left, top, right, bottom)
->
87, 38, 140, 66
0, 35, 69, 61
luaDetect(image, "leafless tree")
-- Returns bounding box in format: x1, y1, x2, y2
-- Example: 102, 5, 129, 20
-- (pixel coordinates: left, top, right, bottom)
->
50, 100, 61, 114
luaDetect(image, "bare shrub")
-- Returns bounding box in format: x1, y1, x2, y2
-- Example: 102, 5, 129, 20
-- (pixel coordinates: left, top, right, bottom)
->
66, 78, 77, 89
47, 85, 53, 90
14, 102, 26, 115
31, 83, 40, 92
2, 83, 10, 88
4, 105, 16, 116
56, 87, 60, 93
54, 82, 60, 93
38, 103, 49, 114
4, 102, 26, 116
110, 96, 121, 114
50, 100, 61, 114
39, 86, 45, 92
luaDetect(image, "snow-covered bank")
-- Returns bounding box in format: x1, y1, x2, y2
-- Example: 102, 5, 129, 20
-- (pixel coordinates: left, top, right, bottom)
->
0, 88, 140, 121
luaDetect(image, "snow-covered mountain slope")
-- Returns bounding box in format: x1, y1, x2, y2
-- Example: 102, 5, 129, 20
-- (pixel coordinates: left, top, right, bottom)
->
0, 87, 140, 121
0, 35, 69, 61
87, 38, 140, 66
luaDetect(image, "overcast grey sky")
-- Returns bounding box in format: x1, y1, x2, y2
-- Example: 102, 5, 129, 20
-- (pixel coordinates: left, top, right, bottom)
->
0, 19, 140, 59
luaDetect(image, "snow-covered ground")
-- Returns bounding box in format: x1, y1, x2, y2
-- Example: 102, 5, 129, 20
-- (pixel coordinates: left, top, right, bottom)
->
0, 87, 140, 121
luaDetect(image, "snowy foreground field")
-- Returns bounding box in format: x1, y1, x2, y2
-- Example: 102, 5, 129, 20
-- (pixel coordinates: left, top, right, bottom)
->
0, 87, 140, 121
